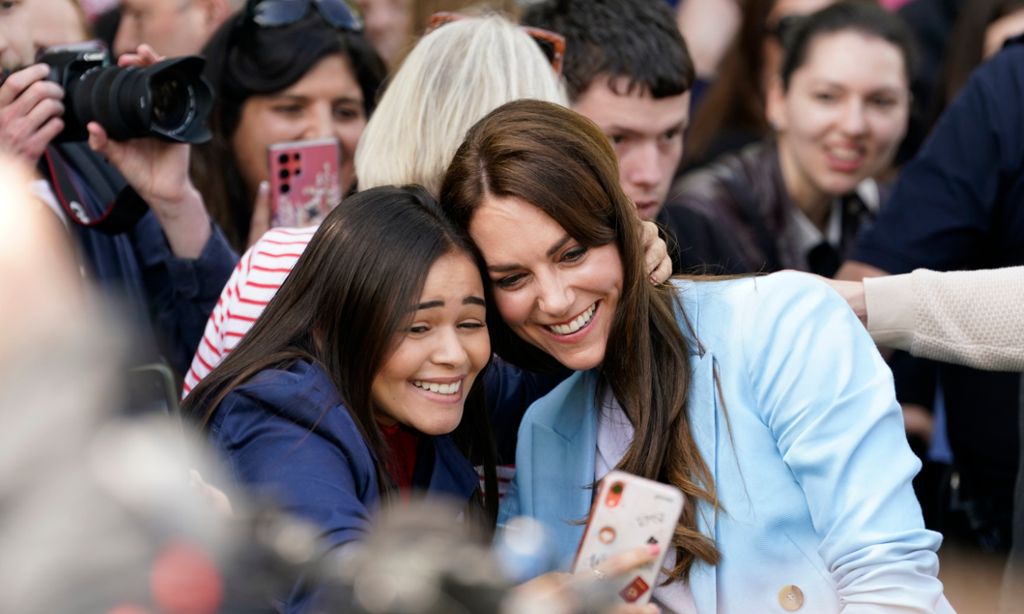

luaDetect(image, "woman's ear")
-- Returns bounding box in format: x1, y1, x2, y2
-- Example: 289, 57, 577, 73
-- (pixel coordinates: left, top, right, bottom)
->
765, 76, 788, 133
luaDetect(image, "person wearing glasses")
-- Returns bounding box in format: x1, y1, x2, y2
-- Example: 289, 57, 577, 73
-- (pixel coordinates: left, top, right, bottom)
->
182, 13, 674, 397
522, 0, 748, 275
190, 0, 385, 253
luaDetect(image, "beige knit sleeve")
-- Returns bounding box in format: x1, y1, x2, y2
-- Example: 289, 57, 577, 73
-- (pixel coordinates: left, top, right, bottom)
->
864, 267, 1024, 371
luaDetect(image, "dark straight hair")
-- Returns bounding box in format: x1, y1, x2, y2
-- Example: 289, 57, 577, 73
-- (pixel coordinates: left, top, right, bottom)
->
521, 0, 694, 101
191, 11, 386, 251
441, 100, 720, 581
182, 185, 498, 520
780, 0, 917, 90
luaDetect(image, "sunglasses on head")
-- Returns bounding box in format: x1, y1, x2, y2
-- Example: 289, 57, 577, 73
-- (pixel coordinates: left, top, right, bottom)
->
426, 12, 566, 76
245, 0, 362, 31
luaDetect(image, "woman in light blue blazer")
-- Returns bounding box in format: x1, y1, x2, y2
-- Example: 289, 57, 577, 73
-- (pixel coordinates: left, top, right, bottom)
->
440, 99, 953, 613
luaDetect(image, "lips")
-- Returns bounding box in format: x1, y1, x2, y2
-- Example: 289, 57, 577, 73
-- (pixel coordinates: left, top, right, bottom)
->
824, 144, 865, 173
545, 303, 597, 336
411, 379, 463, 396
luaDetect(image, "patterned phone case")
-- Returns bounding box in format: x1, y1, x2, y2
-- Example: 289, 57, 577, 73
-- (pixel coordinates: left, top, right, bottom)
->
572, 470, 684, 605
267, 137, 342, 228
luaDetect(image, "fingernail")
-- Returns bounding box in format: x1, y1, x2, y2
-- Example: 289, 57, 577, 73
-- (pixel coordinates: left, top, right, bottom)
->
259, 180, 269, 194
647, 543, 660, 556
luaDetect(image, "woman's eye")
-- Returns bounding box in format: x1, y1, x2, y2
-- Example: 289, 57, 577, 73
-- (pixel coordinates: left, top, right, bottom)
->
333, 106, 362, 121
495, 273, 526, 289
562, 247, 587, 263
870, 96, 897, 109
813, 91, 837, 103
408, 324, 429, 334
459, 320, 486, 330
272, 104, 303, 115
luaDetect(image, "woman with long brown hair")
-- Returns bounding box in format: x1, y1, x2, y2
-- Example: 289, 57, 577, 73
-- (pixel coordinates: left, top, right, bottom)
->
440, 99, 952, 612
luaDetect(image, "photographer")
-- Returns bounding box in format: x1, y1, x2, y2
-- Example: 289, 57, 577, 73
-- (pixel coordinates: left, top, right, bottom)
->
0, 0, 236, 380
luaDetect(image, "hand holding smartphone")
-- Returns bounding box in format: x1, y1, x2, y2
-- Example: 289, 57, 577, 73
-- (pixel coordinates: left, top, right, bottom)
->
572, 470, 684, 605
267, 137, 342, 228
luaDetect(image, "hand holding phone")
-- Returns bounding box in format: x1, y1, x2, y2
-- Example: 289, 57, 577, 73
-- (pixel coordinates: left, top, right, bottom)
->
267, 137, 341, 228
572, 470, 684, 605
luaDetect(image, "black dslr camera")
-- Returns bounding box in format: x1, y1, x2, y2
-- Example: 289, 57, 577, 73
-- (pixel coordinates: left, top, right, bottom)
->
37, 42, 213, 144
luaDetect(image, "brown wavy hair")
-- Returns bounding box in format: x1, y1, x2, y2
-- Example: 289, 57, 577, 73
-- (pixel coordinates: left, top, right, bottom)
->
440, 99, 720, 580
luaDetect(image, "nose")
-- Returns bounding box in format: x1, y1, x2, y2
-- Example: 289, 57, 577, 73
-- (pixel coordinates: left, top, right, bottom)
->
839, 99, 868, 136
623, 140, 663, 189
536, 269, 575, 318
431, 326, 470, 368
304, 104, 334, 140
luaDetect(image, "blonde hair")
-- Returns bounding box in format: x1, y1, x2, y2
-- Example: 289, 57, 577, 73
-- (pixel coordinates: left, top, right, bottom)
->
354, 14, 567, 196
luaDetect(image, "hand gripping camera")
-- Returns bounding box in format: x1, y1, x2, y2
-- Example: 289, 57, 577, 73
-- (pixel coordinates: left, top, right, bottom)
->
38, 42, 213, 144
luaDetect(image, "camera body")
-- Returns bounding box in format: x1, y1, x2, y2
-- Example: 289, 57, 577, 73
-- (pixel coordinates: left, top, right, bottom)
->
37, 42, 213, 144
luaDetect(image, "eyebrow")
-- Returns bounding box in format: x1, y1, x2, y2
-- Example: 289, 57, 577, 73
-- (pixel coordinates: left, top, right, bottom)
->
487, 234, 571, 273
269, 93, 364, 105
415, 296, 486, 310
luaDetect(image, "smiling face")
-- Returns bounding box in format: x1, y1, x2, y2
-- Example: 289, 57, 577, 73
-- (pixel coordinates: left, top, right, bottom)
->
767, 30, 909, 203
572, 77, 690, 221
370, 251, 490, 436
231, 53, 367, 203
468, 194, 623, 371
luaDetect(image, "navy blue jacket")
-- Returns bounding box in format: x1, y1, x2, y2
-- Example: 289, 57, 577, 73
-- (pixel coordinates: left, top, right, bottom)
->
207, 358, 561, 610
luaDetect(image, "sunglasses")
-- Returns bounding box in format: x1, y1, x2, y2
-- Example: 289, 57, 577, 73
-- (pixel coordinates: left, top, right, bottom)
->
426, 12, 565, 76
245, 0, 362, 31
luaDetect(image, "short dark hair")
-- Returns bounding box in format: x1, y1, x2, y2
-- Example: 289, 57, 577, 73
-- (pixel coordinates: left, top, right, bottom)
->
521, 0, 695, 101
781, 1, 917, 90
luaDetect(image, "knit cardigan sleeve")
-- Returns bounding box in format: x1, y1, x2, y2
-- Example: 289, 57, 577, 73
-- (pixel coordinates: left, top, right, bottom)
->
865, 266, 1024, 371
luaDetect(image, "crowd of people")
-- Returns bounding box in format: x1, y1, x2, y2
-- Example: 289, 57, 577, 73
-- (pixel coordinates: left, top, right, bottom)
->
2, 0, 1023, 612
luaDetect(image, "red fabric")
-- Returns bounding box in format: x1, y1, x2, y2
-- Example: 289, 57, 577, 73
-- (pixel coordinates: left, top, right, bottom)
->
380, 422, 419, 491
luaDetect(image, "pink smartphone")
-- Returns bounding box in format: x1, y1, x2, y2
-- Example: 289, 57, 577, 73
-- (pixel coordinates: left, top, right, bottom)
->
572, 470, 684, 605
267, 137, 342, 228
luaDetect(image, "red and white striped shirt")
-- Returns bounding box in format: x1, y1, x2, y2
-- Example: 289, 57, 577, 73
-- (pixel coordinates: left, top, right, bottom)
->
182, 226, 318, 397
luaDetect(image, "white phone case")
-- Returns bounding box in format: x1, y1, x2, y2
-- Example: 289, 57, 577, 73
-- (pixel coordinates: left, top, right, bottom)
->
572, 470, 684, 605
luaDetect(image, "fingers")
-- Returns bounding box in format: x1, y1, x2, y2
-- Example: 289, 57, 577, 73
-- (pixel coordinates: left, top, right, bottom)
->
607, 603, 660, 614
0, 64, 52, 107
593, 544, 660, 578
0, 66, 66, 160
638, 220, 671, 284
246, 181, 272, 247
117, 44, 163, 68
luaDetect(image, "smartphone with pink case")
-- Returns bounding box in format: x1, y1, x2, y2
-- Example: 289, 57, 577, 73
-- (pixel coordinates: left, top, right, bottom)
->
267, 137, 342, 228
572, 470, 684, 605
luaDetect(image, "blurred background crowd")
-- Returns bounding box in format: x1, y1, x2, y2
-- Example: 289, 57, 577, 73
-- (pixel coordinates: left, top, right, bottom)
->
2, 0, 1023, 611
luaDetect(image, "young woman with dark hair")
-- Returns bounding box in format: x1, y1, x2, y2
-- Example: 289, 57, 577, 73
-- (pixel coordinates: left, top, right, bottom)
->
182, 185, 501, 609
440, 98, 953, 612
190, 1, 386, 251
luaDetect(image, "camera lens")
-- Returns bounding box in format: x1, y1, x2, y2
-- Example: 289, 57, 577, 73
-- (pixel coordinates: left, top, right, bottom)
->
150, 74, 192, 132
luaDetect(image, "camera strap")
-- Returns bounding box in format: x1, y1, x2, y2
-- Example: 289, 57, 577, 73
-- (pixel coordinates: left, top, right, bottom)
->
42, 143, 149, 235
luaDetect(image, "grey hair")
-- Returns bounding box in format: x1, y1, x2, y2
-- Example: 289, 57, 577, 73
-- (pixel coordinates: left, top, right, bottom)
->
354, 14, 568, 196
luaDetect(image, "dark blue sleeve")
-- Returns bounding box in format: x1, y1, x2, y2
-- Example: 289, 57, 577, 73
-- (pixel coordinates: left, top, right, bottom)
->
484, 357, 568, 464
210, 391, 377, 552
851, 46, 1024, 273
132, 213, 238, 375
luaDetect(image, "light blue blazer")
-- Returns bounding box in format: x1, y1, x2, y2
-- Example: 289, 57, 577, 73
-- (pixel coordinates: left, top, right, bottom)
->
499, 272, 953, 613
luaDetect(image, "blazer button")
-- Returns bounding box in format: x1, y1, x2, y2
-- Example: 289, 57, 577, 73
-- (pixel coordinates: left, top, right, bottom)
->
778, 584, 804, 611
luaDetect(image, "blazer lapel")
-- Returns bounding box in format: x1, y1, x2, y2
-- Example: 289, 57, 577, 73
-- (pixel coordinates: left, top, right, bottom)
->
529, 370, 599, 567
687, 349, 720, 614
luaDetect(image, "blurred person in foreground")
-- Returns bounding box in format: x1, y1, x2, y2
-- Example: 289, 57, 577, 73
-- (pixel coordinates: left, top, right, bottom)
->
0, 153, 237, 614
522, 0, 748, 275
112, 0, 242, 57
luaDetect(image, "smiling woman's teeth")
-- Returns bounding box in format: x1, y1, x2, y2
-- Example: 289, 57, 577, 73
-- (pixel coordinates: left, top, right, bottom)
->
547, 304, 596, 335
413, 380, 462, 395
